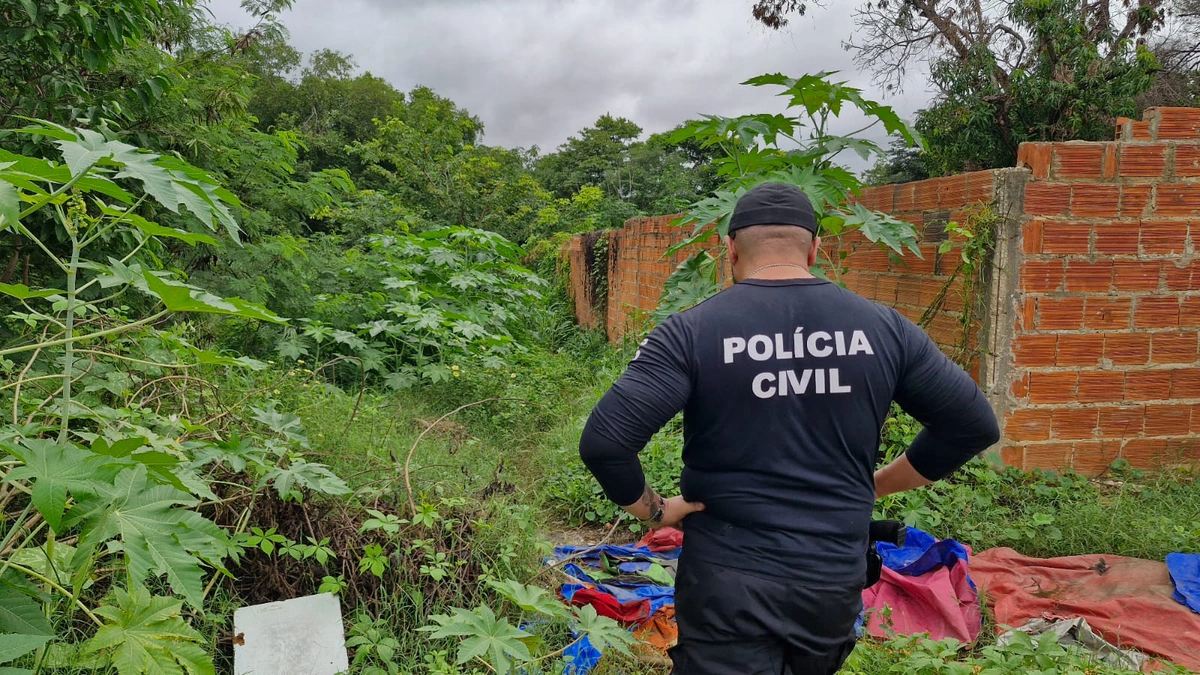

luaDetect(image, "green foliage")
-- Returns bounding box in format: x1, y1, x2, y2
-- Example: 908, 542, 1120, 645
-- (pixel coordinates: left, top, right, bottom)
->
272, 226, 551, 389
0, 125, 347, 675
421, 580, 635, 675
85, 586, 213, 675
914, 0, 1160, 175
862, 137, 930, 186
652, 71, 924, 321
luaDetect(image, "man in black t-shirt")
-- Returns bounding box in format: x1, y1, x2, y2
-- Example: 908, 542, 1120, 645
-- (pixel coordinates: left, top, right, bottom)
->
578, 183, 1000, 674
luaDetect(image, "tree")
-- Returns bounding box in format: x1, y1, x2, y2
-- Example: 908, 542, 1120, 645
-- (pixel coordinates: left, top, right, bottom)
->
862, 136, 930, 186
535, 115, 643, 200
845, 0, 1163, 174
749, 0, 811, 28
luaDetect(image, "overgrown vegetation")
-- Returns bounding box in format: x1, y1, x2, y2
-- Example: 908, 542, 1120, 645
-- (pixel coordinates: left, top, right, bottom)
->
1, 1, 1197, 674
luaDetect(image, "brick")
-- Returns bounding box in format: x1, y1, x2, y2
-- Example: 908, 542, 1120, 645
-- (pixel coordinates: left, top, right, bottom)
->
1055, 143, 1107, 178
1021, 220, 1044, 254
1057, 334, 1106, 366
1036, 297, 1085, 330
965, 171, 995, 203
1084, 297, 1132, 330
1098, 405, 1145, 436
1077, 370, 1126, 403
1041, 222, 1092, 254
1021, 260, 1065, 293
1175, 145, 1200, 177
1122, 438, 1169, 468
1064, 260, 1113, 293
1140, 220, 1189, 254
1011, 373, 1030, 398
1125, 370, 1174, 401
1151, 332, 1198, 364
1172, 367, 1200, 398
1118, 144, 1168, 177
1111, 260, 1162, 292
1051, 408, 1098, 439
1183, 297, 1200, 327
857, 186, 894, 212
1072, 441, 1121, 476
1005, 408, 1052, 442
1029, 371, 1078, 403
1000, 445, 1025, 467
1165, 262, 1199, 291
894, 183, 917, 211
913, 179, 940, 211
1120, 185, 1153, 218
1134, 296, 1181, 328
1018, 143, 1053, 179
939, 174, 969, 208
1023, 442, 1073, 470
1014, 334, 1059, 367
1156, 183, 1200, 217
1105, 333, 1152, 365
1103, 145, 1119, 178
1153, 107, 1200, 139
1071, 184, 1121, 217
1025, 182, 1071, 216
1093, 223, 1141, 254
1131, 121, 1152, 140
1144, 404, 1193, 436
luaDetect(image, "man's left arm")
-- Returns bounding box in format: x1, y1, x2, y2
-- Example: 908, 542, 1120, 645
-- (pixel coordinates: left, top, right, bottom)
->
579, 316, 703, 529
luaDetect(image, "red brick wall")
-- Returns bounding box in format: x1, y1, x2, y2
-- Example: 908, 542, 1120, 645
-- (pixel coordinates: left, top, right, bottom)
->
567, 172, 1002, 356
840, 171, 1001, 377
565, 106, 1200, 475
1001, 108, 1200, 474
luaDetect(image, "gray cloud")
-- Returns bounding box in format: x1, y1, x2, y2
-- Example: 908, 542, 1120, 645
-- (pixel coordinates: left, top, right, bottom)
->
205, 0, 932, 170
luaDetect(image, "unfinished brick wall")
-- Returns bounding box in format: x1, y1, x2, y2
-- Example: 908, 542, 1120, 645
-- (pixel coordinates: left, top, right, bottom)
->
565, 106, 1200, 474
566, 173, 1006, 360
996, 108, 1200, 474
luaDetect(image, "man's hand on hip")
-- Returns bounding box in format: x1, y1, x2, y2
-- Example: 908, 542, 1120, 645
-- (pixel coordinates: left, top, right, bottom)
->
656, 495, 706, 529
621, 483, 705, 529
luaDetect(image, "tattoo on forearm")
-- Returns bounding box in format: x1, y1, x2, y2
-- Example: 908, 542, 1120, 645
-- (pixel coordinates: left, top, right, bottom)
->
636, 483, 666, 525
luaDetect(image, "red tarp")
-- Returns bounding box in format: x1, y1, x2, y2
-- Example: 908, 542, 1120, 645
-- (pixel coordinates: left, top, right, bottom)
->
635, 527, 683, 552
972, 548, 1200, 672
861, 559, 982, 643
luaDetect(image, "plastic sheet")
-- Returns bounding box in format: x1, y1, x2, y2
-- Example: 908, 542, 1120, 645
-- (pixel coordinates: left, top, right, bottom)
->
861, 558, 982, 643
972, 547, 1200, 672
1166, 552, 1200, 614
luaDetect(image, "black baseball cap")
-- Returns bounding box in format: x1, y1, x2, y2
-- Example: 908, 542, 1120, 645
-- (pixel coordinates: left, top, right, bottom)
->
728, 182, 818, 235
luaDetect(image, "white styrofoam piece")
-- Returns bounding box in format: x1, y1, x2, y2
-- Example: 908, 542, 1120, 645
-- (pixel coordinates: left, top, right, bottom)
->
233, 593, 349, 675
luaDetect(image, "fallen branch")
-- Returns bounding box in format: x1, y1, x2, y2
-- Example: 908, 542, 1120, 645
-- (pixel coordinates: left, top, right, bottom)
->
527, 513, 627, 584
401, 397, 528, 517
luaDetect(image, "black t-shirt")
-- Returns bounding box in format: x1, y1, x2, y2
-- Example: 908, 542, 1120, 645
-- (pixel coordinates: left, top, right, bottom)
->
579, 277, 999, 585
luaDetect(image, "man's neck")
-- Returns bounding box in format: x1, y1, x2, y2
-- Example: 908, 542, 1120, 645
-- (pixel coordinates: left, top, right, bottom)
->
739, 259, 814, 281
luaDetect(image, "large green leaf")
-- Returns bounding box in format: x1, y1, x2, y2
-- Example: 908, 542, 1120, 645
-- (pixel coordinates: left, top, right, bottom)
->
420, 605, 530, 674
4, 439, 107, 532
0, 283, 64, 300
72, 467, 223, 608
0, 179, 18, 231
85, 586, 213, 675
0, 586, 53, 638
95, 204, 217, 247
0, 634, 52, 665
142, 272, 286, 324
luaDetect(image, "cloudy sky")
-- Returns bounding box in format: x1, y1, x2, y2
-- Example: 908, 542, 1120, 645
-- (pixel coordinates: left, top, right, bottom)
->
204, 0, 933, 171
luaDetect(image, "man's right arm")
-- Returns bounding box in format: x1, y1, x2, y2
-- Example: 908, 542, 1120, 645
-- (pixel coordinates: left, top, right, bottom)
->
877, 316, 1000, 498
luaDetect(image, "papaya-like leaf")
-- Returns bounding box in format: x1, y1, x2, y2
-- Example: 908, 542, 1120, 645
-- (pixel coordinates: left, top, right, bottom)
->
0, 283, 63, 300
85, 586, 213, 675
4, 439, 109, 532
142, 272, 286, 324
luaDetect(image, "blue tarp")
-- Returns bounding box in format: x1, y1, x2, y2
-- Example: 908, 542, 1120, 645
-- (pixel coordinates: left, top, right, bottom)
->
551, 543, 681, 565
1167, 552, 1200, 614
876, 526, 972, 580
562, 634, 602, 674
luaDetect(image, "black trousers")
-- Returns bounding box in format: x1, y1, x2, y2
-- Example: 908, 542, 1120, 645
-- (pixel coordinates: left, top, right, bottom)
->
667, 551, 861, 675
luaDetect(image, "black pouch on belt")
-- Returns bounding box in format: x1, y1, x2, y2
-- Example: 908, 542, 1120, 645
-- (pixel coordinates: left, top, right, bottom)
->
865, 520, 906, 587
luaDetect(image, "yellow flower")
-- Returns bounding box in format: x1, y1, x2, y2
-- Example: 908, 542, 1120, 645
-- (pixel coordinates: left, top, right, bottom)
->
451, 365, 460, 370
273, 389, 280, 395
510, 373, 517, 379
297, 359, 305, 364
453, 372, 461, 378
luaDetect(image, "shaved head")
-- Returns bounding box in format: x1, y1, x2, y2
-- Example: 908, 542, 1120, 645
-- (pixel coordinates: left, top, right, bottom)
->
730, 225, 814, 257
